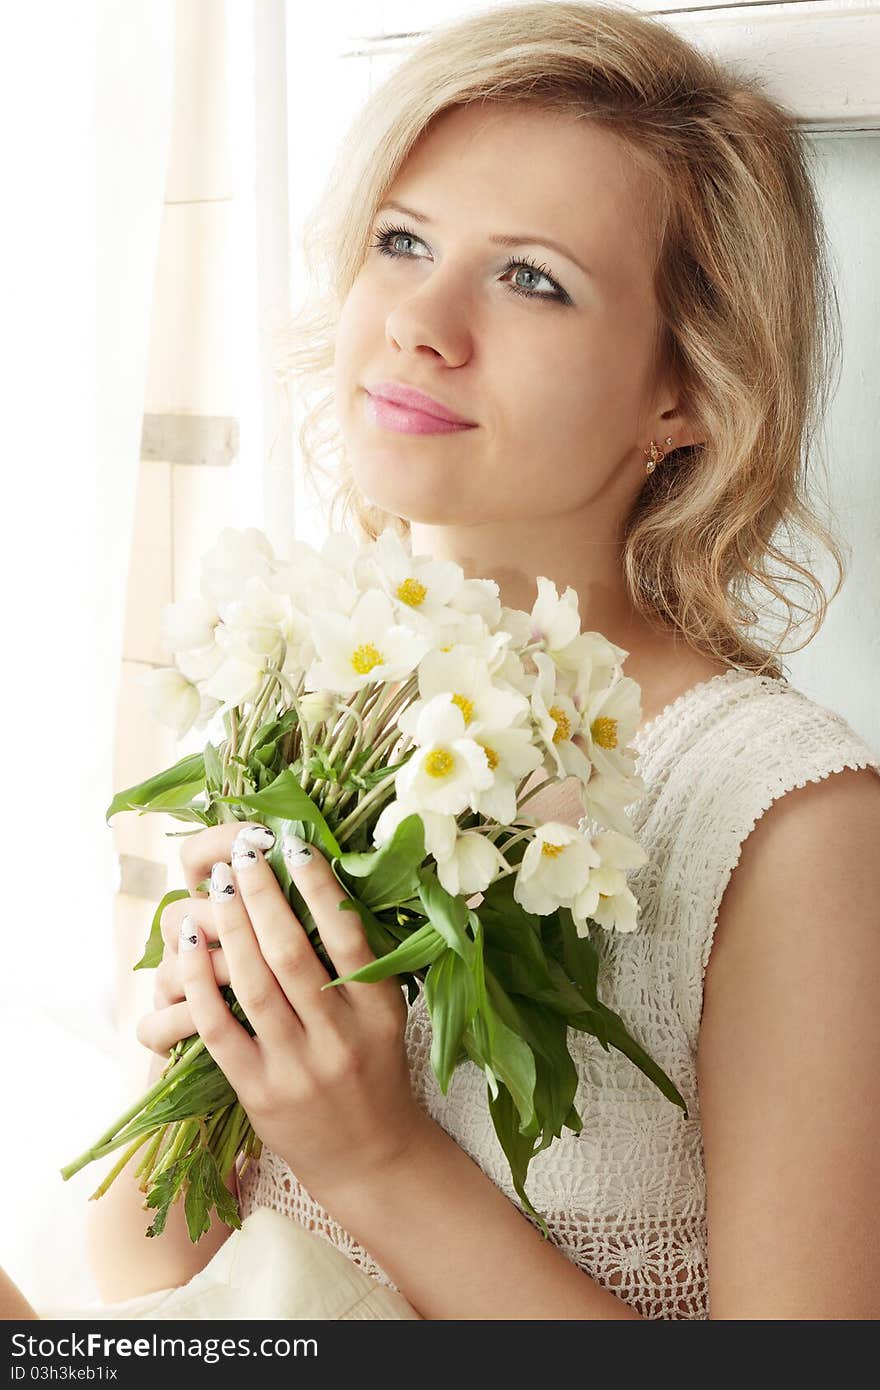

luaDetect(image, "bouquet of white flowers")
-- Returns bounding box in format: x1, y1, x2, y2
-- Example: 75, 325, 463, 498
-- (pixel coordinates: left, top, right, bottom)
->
60, 525, 687, 1241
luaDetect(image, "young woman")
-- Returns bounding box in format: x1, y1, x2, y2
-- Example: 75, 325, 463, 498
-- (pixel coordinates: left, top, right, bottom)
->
12, 1, 878, 1321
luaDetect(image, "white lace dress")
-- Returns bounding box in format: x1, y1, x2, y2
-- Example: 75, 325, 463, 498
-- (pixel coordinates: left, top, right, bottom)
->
237, 666, 880, 1320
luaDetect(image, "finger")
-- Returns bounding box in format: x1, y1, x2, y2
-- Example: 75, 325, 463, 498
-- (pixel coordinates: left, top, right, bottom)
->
180, 821, 274, 894
207, 856, 302, 1050
226, 833, 332, 1022
177, 916, 260, 1083
136, 1000, 197, 1056
154, 943, 230, 1009
280, 832, 405, 1023
160, 895, 216, 954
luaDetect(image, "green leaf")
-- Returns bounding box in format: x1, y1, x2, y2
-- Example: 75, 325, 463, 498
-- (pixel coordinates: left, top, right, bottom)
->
550, 911, 688, 1115
423, 948, 478, 1094
144, 1151, 197, 1238
476, 882, 588, 1017
183, 1150, 214, 1243
543, 907, 602, 1008
484, 975, 582, 1154
326, 920, 447, 987
485, 1084, 549, 1239
334, 895, 406, 961
416, 868, 475, 964
106, 752, 206, 823
462, 934, 536, 1132
219, 769, 341, 858
573, 999, 689, 1116
334, 813, 426, 910
133, 888, 190, 971
157, 803, 213, 826
181, 1148, 241, 1243
203, 742, 224, 794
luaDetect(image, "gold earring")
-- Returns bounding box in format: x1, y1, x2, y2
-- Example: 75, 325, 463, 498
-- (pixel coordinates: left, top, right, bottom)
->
644, 436, 674, 474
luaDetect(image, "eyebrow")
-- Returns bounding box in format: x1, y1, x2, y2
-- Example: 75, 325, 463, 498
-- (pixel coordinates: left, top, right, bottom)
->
375, 202, 592, 279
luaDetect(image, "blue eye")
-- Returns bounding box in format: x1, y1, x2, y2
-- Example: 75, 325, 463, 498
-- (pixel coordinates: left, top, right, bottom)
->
370, 221, 570, 305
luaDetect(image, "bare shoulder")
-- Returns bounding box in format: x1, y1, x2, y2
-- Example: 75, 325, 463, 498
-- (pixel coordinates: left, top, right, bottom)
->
696, 761, 880, 1318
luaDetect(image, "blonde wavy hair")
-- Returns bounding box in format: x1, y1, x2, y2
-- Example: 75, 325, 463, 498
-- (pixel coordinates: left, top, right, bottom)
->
273, 0, 847, 679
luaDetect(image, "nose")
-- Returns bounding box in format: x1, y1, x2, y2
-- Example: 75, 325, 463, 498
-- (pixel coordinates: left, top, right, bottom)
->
384, 266, 474, 366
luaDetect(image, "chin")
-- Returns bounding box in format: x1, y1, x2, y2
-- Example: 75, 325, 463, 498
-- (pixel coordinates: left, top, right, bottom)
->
351, 458, 470, 527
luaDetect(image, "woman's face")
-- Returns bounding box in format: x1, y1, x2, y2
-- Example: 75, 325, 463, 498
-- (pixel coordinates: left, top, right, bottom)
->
333, 103, 671, 530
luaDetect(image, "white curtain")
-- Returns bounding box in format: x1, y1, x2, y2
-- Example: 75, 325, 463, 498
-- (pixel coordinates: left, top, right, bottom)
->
0, 0, 174, 1306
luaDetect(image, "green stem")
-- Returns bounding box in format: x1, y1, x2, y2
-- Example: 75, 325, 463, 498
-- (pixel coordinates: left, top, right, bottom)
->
151, 1117, 199, 1182
88, 1130, 153, 1201
134, 1126, 167, 1183
516, 775, 556, 809
324, 685, 370, 768
333, 775, 400, 842
238, 665, 283, 764
60, 1039, 209, 1180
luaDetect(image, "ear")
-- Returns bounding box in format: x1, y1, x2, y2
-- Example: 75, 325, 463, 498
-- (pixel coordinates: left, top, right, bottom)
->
650, 382, 706, 452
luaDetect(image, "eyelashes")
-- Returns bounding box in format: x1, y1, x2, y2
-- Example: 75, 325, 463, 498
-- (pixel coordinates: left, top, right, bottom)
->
369, 220, 570, 305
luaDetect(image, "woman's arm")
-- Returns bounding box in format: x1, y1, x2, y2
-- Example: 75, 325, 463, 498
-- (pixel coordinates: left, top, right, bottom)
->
0, 1266, 39, 1320
313, 765, 880, 1321
312, 1111, 644, 1320
697, 765, 880, 1319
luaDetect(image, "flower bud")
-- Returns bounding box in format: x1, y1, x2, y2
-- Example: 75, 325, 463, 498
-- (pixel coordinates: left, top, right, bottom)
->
298, 689, 338, 732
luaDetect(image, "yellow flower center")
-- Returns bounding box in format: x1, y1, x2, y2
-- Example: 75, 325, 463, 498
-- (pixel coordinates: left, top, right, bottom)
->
591, 715, 618, 749
350, 641, 384, 675
548, 704, 570, 743
424, 748, 455, 779
396, 577, 427, 608
451, 692, 474, 724
478, 742, 499, 771
541, 840, 565, 859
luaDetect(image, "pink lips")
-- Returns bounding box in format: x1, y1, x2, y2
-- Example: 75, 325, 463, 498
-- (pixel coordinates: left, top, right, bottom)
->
364, 382, 477, 435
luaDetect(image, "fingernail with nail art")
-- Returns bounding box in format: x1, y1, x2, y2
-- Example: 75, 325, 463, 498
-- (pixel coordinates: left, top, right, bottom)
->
231, 830, 261, 870
210, 861, 235, 900
282, 833, 312, 870
179, 915, 200, 951
238, 825, 276, 852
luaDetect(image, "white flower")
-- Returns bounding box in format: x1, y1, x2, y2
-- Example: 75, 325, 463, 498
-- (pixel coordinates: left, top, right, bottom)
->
394, 693, 494, 816
274, 533, 362, 619
362, 528, 467, 631
552, 628, 629, 680
497, 605, 533, 651
303, 588, 433, 694
138, 667, 201, 737
525, 576, 582, 653
571, 829, 649, 935
160, 597, 219, 653
579, 674, 642, 777
221, 575, 294, 660
513, 821, 601, 916
193, 692, 223, 732
398, 648, 529, 742
529, 650, 593, 784
372, 799, 458, 864
175, 641, 225, 684
200, 527, 274, 607
447, 576, 502, 629
580, 765, 647, 837
434, 830, 510, 897
201, 632, 268, 708
467, 724, 544, 824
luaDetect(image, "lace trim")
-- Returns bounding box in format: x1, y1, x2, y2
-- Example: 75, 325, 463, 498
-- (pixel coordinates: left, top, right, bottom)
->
631, 665, 784, 751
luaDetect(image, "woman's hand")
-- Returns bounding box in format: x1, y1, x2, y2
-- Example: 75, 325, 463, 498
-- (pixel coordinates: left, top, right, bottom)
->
141, 821, 429, 1203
